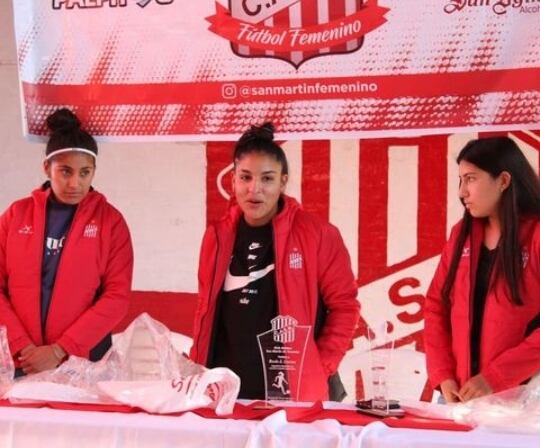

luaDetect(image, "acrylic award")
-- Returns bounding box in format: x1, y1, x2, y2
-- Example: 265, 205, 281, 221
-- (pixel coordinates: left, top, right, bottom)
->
364, 321, 403, 416
256, 315, 310, 403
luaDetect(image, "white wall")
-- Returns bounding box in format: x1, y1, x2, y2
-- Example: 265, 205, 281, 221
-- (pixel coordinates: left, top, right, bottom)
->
0, 1, 42, 200
0, 0, 205, 293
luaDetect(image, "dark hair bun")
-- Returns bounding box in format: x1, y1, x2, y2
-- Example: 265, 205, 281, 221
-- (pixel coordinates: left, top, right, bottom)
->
234, 121, 288, 175
45, 108, 98, 157
46, 108, 81, 134
238, 122, 274, 145
254, 122, 275, 140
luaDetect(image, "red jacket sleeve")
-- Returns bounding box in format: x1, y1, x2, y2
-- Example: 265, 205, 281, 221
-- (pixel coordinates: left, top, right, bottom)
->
315, 223, 360, 376
481, 222, 540, 392
0, 205, 34, 356
424, 224, 460, 389
56, 211, 134, 357
189, 226, 217, 363
482, 329, 540, 392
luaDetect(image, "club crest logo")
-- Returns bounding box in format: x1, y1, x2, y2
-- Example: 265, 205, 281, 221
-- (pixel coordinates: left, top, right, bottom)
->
83, 222, 99, 238
289, 249, 303, 269
271, 315, 298, 343
207, 1, 390, 68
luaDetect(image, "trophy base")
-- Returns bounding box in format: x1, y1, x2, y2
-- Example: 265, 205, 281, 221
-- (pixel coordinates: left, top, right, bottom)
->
356, 399, 405, 418
250, 400, 278, 410
356, 407, 405, 418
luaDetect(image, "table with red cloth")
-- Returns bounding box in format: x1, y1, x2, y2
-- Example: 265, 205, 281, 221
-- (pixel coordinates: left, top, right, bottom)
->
0, 399, 538, 447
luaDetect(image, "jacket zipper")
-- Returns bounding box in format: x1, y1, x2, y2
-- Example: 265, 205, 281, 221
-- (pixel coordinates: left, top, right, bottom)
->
198, 229, 220, 363
36, 201, 47, 345
272, 220, 281, 317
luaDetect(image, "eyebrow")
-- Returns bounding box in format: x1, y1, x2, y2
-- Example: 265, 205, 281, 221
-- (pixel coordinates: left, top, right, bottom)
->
239, 169, 277, 174
56, 165, 93, 170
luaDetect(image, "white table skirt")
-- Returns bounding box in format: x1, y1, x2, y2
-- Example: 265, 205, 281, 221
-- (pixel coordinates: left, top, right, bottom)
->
0, 406, 538, 448
0, 406, 365, 448
360, 421, 540, 448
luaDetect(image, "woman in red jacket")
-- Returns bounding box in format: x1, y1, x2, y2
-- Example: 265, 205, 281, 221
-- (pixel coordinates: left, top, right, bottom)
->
0, 108, 133, 376
424, 136, 540, 402
190, 123, 359, 401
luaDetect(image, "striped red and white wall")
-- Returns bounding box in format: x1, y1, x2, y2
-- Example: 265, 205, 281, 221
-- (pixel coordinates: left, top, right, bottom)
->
110, 129, 540, 400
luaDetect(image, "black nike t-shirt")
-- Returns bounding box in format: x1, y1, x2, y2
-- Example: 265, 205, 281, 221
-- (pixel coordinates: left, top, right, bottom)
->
210, 217, 278, 399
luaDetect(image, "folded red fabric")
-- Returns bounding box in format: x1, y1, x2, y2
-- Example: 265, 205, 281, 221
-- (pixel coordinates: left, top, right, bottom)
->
46, 401, 138, 414
0, 398, 44, 409
383, 415, 472, 432
195, 401, 472, 431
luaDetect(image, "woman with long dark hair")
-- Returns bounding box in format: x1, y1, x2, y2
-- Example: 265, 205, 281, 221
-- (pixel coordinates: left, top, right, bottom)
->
0, 108, 133, 376
424, 136, 540, 402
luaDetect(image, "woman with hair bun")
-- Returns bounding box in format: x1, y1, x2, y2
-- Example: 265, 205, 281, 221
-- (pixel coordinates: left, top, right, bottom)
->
424, 136, 540, 402
190, 122, 360, 401
0, 108, 133, 376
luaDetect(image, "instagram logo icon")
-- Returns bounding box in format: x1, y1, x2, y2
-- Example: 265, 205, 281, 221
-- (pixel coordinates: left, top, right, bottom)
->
222, 83, 237, 99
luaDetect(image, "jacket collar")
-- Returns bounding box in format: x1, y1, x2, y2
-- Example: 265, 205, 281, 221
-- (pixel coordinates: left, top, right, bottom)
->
469, 214, 539, 248
221, 194, 301, 232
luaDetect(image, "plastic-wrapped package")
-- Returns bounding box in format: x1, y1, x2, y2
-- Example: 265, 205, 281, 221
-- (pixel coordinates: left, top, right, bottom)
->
98, 367, 240, 415
0, 326, 14, 397
453, 375, 540, 433
5, 313, 240, 415
399, 399, 456, 420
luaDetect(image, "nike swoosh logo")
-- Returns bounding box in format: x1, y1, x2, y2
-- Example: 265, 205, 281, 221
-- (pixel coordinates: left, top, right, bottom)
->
249, 243, 262, 250
224, 264, 275, 292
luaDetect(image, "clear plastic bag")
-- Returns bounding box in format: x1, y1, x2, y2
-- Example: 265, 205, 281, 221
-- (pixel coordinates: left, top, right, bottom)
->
453, 375, 540, 433
0, 326, 15, 397
5, 313, 240, 415
98, 367, 240, 415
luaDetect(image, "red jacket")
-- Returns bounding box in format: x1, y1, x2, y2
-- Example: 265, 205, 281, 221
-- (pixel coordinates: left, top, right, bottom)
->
190, 195, 360, 401
424, 216, 540, 393
0, 184, 133, 363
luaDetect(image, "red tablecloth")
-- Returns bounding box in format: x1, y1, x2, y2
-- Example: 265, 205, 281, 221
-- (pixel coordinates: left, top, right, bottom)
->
0, 399, 472, 431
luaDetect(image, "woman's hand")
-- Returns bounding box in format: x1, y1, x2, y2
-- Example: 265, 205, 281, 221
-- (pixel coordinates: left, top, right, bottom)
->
18, 343, 37, 358
19, 344, 65, 374
459, 374, 493, 401
440, 378, 462, 403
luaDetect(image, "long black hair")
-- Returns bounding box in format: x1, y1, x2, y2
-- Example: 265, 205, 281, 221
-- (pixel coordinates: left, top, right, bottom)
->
442, 136, 540, 306
234, 122, 288, 175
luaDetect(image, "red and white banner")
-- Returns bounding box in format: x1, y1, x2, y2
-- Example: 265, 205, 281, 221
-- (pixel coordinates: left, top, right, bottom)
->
13, 0, 540, 141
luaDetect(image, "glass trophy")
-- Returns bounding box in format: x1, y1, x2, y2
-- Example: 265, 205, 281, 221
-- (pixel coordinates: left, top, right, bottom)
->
357, 320, 403, 417
368, 321, 397, 413
256, 315, 311, 403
